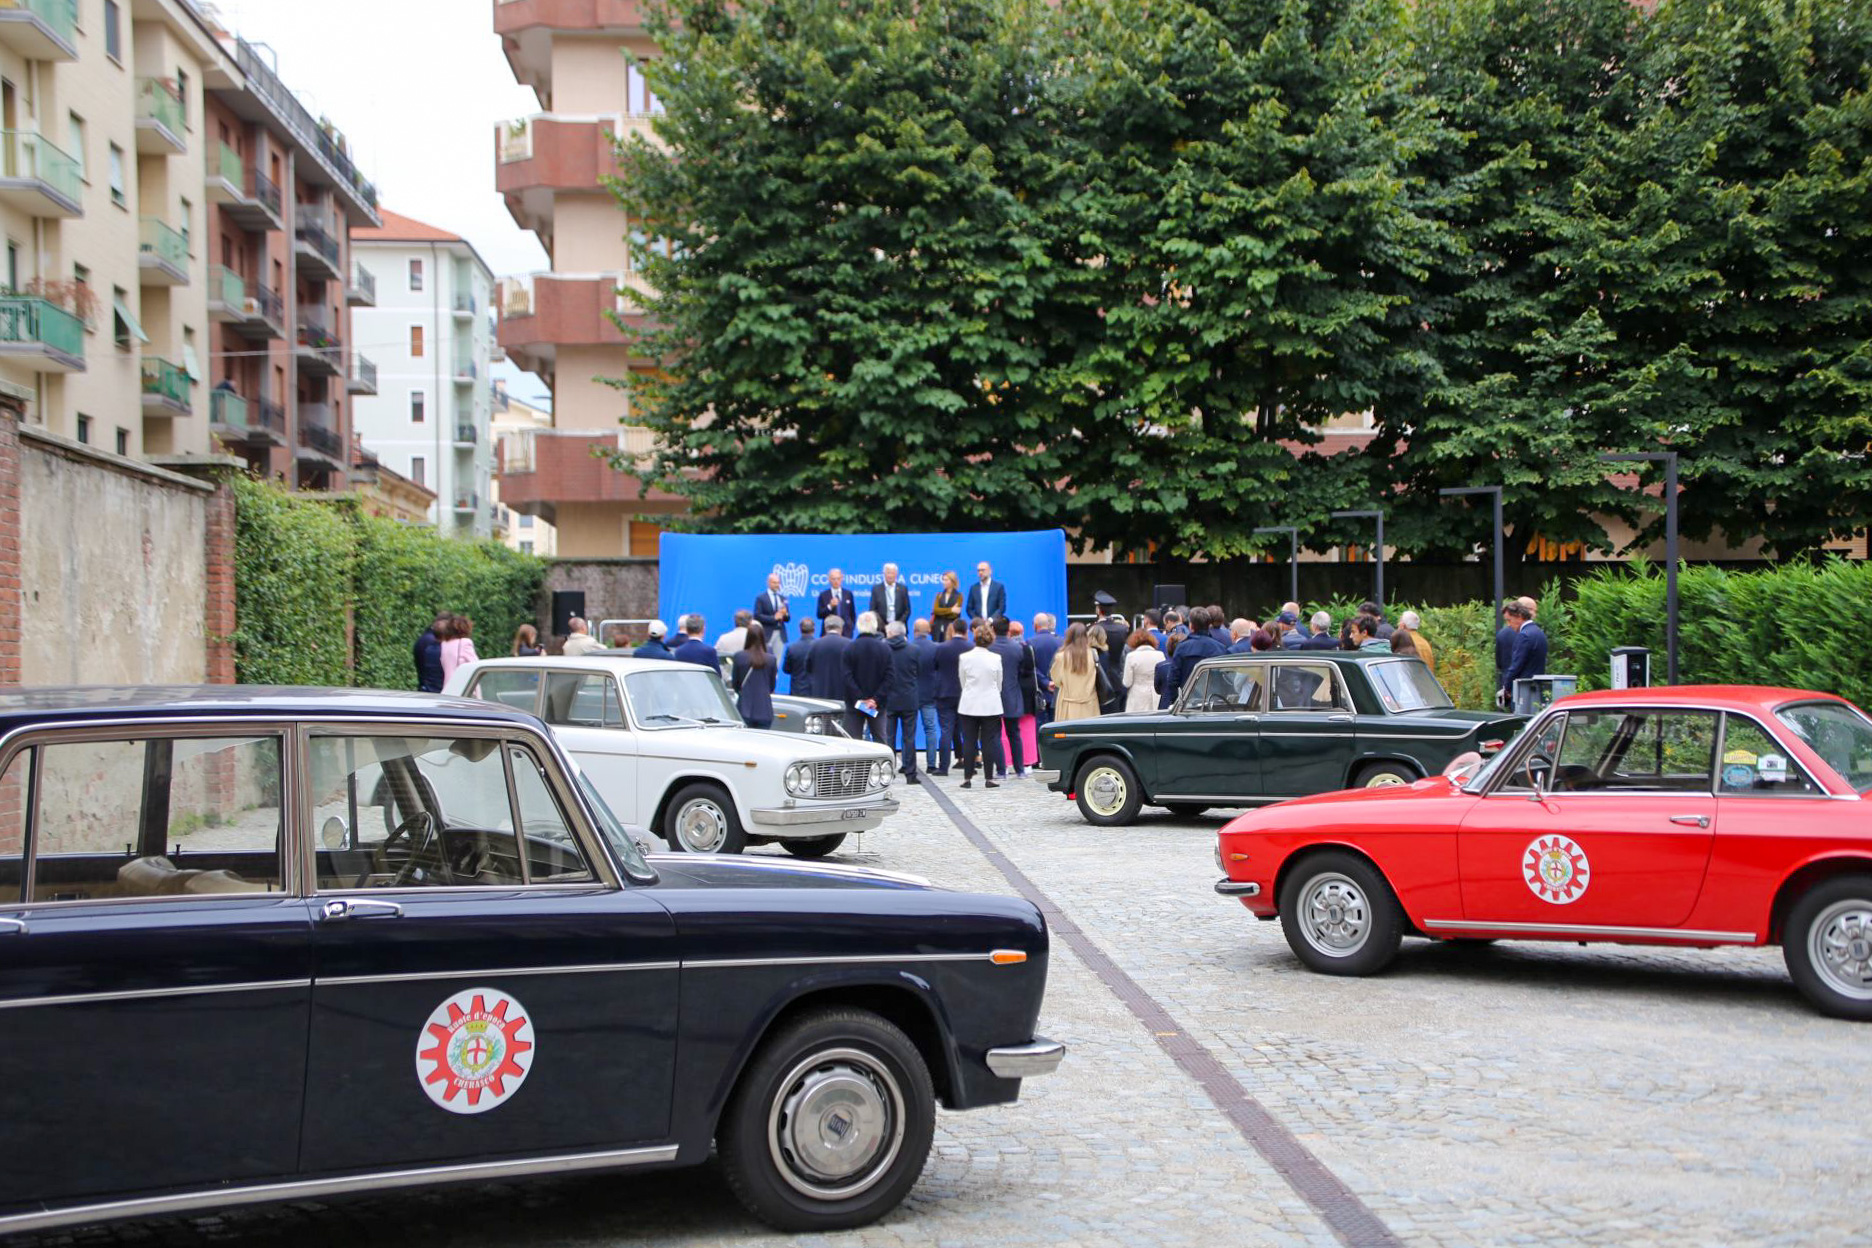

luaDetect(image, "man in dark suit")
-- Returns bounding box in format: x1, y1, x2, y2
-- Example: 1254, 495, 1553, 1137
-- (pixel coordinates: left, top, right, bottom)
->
842, 612, 893, 742
989, 617, 1026, 778
932, 618, 968, 774
753, 571, 792, 645
816, 567, 858, 637
1499, 599, 1549, 710
1028, 613, 1062, 730
671, 615, 720, 669
965, 560, 1007, 625
808, 617, 849, 702
912, 619, 940, 775
782, 618, 817, 694
869, 563, 912, 633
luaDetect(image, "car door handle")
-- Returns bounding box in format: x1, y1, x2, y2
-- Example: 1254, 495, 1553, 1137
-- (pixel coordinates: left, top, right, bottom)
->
0, 917, 25, 936
1669, 814, 1711, 828
319, 898, 404, 922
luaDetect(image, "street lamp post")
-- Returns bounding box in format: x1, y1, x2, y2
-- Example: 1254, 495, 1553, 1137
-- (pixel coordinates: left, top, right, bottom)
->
1330, 510, 1386, 605
1440, 486, 1505, 685
1600, 452, 1680, 684
1253, 526, 1299, 605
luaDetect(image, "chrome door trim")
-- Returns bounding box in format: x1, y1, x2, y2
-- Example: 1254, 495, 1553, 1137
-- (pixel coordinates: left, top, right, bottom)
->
686, 951, 998, 970
319, 961, 681, 987
1421, 919, 1757, 943
0, 978, 312, 1012
1156, 794, 1280, 804
0, 1143, 681, 1236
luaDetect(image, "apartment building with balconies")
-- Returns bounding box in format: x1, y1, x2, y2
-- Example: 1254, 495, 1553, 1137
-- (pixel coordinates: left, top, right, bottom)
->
492, 0, 685, 557
490, 378, 555, 556
348, 209, 496, 538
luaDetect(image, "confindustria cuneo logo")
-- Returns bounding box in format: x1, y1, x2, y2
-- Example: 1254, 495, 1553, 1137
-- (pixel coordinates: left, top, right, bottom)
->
771, 561, 811, 598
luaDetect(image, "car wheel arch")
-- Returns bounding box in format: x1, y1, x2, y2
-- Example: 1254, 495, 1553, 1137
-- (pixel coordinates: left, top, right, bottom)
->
1345, 755, 1425, 787
1073, 748, 1151, 797
1275, 842, 1419, 933
1768, 854, 1872, 945
650, 773, 749, 839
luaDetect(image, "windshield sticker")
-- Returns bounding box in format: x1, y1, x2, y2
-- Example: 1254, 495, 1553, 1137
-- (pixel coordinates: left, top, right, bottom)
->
1722, 748, 1759, 766
1758, 754, 1789, 782
417, 988, 535, 1114
1524, 835, 1591, 905
1722, 763, 1757, 790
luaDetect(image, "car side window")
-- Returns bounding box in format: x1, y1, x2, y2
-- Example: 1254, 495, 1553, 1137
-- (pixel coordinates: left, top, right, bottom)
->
1552, 710, 1717, 793
1496, 715, 1564, 794
1269, 664, 1343, 712
0, 748, 28, 902
471, 669, 542, 713
28, 735, 283, 903
509, 746, 594, 882
1184, 667, 1262, 713
1718, 717, 1822, 797
311, 734, 525, 889
542, 673, 624, 728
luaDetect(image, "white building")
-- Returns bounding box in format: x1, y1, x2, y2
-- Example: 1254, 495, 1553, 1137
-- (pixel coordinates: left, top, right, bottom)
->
349, 209, 495, 536
491, 380, 556, 556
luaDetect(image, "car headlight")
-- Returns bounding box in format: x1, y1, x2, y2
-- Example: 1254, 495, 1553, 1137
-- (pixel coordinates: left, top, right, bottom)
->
804, 715, 826, 735
785, 762, 814, 796
868, 759, 892, 789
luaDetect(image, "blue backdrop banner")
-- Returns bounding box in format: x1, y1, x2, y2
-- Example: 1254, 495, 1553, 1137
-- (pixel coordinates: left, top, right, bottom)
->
658, 529, 1069, 673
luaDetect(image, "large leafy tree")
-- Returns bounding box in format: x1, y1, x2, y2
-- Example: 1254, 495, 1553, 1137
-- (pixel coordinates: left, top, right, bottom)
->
610, 0, 1081, 534
1047, 0, 1454, 558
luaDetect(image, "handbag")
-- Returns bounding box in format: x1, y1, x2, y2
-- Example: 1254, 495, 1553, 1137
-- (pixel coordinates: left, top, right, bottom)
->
1094, 661, 1113, 703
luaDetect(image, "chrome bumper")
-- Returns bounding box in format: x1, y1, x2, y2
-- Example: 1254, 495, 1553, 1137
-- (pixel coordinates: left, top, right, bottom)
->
1214, 878, 1261, 898
749, 797, 901, 828
985, 1037, 1066, 1079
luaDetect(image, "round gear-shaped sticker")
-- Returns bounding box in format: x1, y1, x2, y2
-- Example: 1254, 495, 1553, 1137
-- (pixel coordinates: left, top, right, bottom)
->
415, 987, 535, 1114
1523, 835, 1591, 905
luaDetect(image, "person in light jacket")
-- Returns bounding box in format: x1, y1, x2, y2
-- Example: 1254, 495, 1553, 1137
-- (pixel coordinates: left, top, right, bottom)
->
1049, 623, 1102, 721
956, 623, 1006, 788
439, 615, 480, 683
1122, 629, 1161, 714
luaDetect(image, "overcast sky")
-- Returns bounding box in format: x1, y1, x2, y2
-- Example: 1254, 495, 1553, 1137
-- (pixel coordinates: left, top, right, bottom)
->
214, 0, 554, 401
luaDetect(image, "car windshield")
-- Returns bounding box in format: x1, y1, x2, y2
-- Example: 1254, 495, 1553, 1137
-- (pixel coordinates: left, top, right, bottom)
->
623, 667, 742, 727
1367, 660, 1454, 712
1776, 701, 1872, 794
573, 767, 652, 876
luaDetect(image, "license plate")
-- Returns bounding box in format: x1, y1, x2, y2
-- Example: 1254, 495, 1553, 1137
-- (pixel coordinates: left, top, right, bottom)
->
841, 808, 873, 820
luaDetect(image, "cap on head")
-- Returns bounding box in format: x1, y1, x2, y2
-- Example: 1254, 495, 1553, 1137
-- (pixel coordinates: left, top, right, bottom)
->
1278, 610, 1298, 625
1093, 590, 1117, 607
647, 619, 668, 638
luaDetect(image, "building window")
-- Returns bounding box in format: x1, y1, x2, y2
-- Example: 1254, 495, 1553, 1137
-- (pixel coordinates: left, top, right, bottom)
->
409, 259, 423, 291
4, 242, 15, 291
66, 113, 84, 180
519, 541, 534, 555
107, 144, 125, 208
75, 415, 91, 444
176, 68, 189, 123
410, 456, 425, 487
178, 197, 191, 252
410, 391, 425, 423
114, 428, 128, 456
103, 0, 121, 61
409, 325, 424, 357
518, 514, 534, 530
111, 286, 131, 350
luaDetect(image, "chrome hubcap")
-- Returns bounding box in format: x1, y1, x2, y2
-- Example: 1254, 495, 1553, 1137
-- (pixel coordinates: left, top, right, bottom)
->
675, 799, 727, 853
1082, 766, 1128, 817
1301, 873, 1371, 956
1812, 901, 1872, 1000
769, 1047, 904, 1200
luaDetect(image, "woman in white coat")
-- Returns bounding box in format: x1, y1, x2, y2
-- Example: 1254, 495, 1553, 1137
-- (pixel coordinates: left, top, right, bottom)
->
1122, 629, 1161, 714
956, 623, 1006, 788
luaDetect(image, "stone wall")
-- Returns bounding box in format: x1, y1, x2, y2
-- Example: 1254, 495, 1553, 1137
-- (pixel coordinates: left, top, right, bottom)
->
539, 558, 660, 636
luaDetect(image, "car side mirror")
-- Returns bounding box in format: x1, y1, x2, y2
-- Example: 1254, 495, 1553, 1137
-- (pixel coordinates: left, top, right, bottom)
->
321, 815, 349, 849
1525, 757, 1552, 797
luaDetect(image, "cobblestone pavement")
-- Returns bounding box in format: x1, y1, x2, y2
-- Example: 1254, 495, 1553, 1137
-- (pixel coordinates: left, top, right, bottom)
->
15, 776, 1869, 1247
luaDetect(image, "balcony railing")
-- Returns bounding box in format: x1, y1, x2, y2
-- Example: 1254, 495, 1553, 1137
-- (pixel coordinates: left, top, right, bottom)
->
138, 217, 188, 273
210, 388, 248, 431
455, 422, 477, 445
296, 317, 340, 350
0, 0, 78, 53
249, 168, 282, 218
350, 353, 377, 390
350, 264, 375, 303
298, 405, 342, 458
243, 282, 284, 331
215, 140, 242, 187
135, 78, 185, 139
453, 492, 480, 512
498, 116, 532, 164
254, 396, 286, 436
232, 37, 378, 213
452, 357, 477, 381
211, 264, 244, 307
0, 295, 82, 364
140, 357, 191, 411
0, 129, 81, 205
453, 292, 476, 315
294, 214, 340, 268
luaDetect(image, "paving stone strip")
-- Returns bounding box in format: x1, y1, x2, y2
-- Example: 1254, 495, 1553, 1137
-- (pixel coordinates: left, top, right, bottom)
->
919, 780, 1404, 1248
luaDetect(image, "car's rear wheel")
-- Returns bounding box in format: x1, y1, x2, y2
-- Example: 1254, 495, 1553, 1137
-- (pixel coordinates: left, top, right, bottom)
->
719, 1007, 935, 1231
1354, 761, 1416, 789
1074, 756, 1143, 826
1278, 851, 1404, 976
662, 783, 747, 855
783, 834, 847, 859
1784, 876, 1872, 1020
1162, 802, 1210, 819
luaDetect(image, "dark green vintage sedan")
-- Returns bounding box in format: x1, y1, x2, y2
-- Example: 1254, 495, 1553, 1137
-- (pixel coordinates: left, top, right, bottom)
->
1039, 653, 1526, 825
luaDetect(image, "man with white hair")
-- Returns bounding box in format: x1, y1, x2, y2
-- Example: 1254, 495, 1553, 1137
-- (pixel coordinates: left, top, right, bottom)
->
842, 610, 893, 741
1397, 609, 1435, 673
1304, 610, 1340, 650
870, 563, 911, 630
882, 619, 925, 782
1277, 603, 1305, 649
816, 568, 857, 636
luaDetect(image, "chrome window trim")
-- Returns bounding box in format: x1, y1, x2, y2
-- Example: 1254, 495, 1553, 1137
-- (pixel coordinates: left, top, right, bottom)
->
318, 961, 680, 987
0, 978, 311, 1011
1156, 794, 1279, 804
1421, 918, 1757, 943
1713, 710, 1840, 800
1263, 661, 1353, 715
686, 951, 1004, 970
0, 1143, 680, 1237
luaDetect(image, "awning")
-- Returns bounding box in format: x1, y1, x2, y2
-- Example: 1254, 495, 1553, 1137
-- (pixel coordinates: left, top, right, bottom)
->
181, 342, 202, 381
112, 296, 148, 344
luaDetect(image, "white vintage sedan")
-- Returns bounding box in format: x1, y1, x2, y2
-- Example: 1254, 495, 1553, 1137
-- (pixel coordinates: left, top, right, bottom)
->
445, 656, 899, 857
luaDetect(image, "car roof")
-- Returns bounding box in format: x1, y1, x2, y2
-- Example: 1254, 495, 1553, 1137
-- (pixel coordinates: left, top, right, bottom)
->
1202, 652, 1404, 663
468, 655, 696, 674
0, 686, 537, 729
1557, 685, 1849, 714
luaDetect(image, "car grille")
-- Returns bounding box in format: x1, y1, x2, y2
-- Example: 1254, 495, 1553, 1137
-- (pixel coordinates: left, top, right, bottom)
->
812, 759, 872, 799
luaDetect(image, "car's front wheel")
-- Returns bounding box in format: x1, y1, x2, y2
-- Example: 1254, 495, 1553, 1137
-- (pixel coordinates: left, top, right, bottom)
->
1075, 756, 1143, 826
782, 833, 846, 859
719, 1007, 936, 1231
662, 783, 747, 855
1278, 851, 1404, 976
1784, 876, 1872, 1020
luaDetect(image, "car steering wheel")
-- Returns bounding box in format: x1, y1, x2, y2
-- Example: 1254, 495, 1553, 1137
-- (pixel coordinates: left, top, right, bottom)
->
357, 810, 443, 888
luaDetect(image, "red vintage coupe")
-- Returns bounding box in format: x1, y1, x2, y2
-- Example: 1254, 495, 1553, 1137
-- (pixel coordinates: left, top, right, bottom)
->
1214, 686, 1872, 1018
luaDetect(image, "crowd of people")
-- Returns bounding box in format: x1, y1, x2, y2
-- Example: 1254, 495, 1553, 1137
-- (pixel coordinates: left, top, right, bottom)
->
419, 569, 1552, 769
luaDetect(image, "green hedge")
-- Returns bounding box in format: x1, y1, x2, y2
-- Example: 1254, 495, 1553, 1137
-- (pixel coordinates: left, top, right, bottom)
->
232, 476, 547, 689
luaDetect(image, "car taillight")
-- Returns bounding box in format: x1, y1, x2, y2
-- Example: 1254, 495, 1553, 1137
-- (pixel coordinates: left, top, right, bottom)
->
1480, 739, 1505, 753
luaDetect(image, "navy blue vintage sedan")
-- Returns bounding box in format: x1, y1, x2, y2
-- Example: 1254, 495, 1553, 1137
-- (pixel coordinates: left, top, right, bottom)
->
0, 688, 1062, 1235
